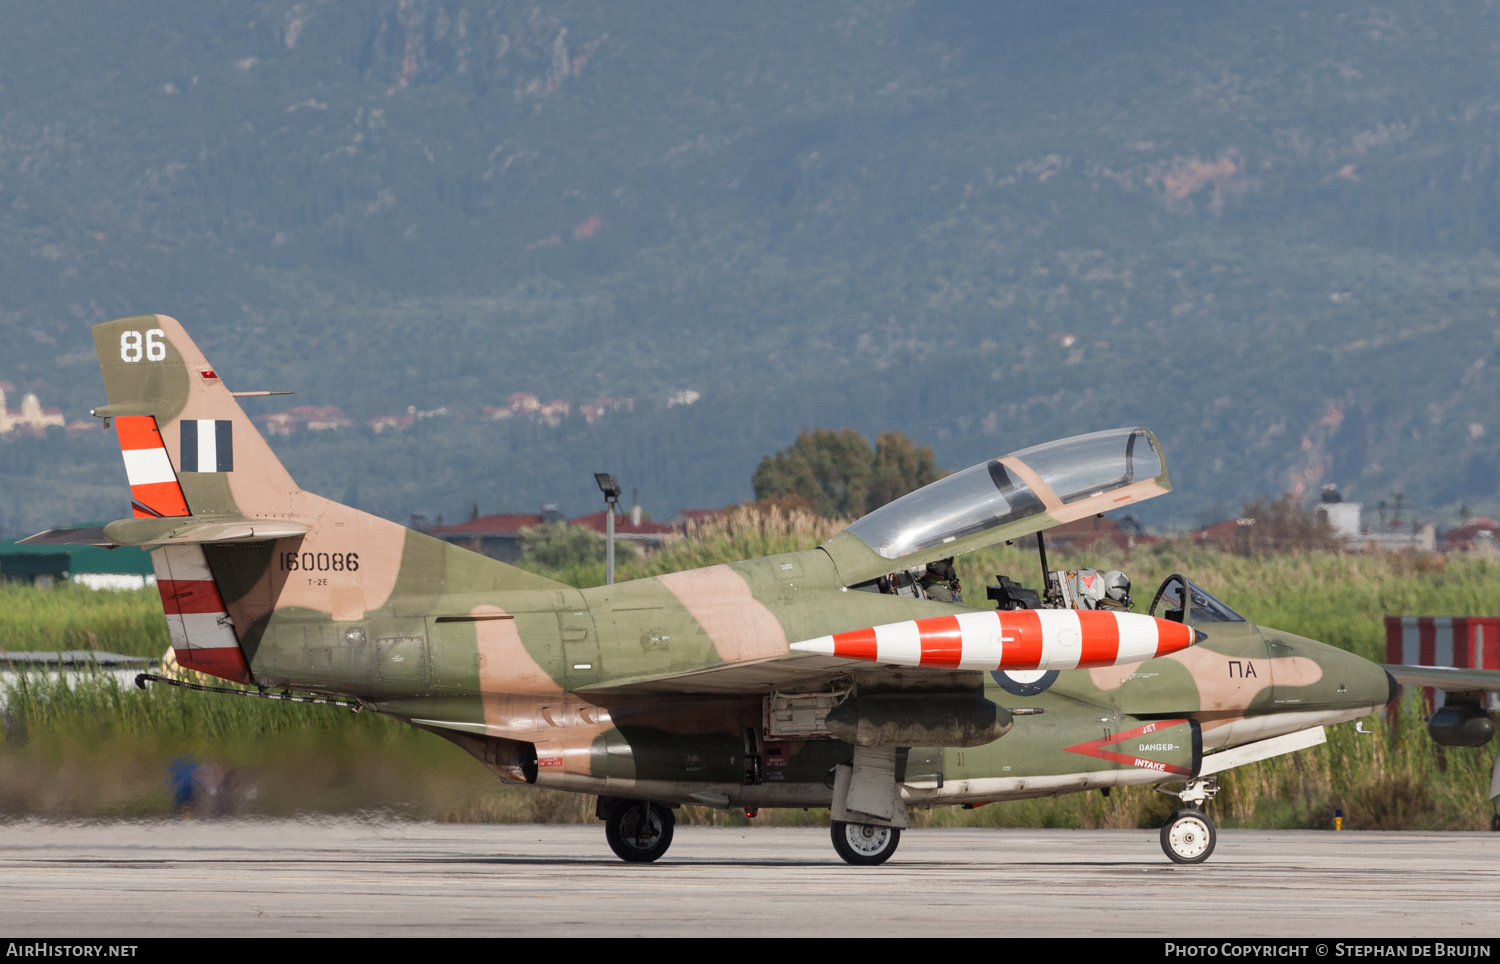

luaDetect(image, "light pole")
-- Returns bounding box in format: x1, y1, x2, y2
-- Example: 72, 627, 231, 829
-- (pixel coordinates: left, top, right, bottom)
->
594, 472, 622, 585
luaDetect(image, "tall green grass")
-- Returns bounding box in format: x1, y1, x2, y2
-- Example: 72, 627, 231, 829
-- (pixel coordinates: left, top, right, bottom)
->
0, 669, 521, 819
0, 582, 169, 658
3, 522, 1497, 826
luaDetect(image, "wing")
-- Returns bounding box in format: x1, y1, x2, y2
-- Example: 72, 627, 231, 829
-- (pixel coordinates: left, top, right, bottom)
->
1383, 663, 1500, 693
579, 650, 881, 696
575, 551, 982, 697
819, 427, 1170, 587
1385, 663, 1500, 802
586, 606, 1201, 696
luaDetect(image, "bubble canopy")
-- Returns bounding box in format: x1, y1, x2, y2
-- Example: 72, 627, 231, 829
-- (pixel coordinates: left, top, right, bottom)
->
843, 427, 1162, 561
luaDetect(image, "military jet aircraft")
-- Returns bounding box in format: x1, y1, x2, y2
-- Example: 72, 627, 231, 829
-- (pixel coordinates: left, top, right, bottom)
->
26, 315, 1396, 865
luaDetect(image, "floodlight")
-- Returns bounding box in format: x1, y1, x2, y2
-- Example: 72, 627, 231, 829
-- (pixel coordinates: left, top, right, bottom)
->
595, 473, 622, 501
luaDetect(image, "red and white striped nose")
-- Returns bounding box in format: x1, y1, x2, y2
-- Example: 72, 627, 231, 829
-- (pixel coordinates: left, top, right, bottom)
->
789, 609, 1200, 671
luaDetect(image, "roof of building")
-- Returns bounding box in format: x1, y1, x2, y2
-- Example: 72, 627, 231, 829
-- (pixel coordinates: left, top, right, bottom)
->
665, 508, 725, 526
429, 514, 546, 537
567, 510, 677, 536
430, 507, 714, 541
1045, 514, 1155, 549
1191, 519, 1247, 546
1443, 517, 1500, 549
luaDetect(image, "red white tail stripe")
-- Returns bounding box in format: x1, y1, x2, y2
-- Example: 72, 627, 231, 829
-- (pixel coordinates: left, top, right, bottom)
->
115, 415, 190, 519
150, 545, 253, 684
789, 608, 1198, 671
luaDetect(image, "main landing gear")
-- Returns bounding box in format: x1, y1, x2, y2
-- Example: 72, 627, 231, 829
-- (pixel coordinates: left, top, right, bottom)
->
604, 799, 675, 863
830, 821, 901, 866
1158, 776, 1219, 864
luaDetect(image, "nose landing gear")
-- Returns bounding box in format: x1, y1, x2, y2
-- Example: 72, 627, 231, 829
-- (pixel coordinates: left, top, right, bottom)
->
1157, 776, 1219, 864
1160, 809, 1217, 864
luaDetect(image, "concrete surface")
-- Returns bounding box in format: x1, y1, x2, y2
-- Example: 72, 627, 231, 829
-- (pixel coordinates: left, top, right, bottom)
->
0, 821, 1496, 937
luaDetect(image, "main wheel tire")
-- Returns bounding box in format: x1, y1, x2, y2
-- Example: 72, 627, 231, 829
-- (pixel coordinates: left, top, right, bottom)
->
830, 820, 901, 866
1160, 809, 1216, 864
604, 799, 675, 863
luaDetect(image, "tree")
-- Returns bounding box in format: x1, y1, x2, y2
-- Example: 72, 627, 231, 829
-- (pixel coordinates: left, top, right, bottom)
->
519, 521, 636, 570
752, 429, 941, 518
870, 432, 941, 509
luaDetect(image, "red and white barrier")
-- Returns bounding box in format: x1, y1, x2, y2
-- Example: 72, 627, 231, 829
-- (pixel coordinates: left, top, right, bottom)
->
1385, 615, 1500, 710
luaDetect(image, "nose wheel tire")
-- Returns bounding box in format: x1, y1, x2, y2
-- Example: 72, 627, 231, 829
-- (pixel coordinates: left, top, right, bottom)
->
605, 800, 675, 863
830, 820, 901, 866
1161, 809, 1216, 864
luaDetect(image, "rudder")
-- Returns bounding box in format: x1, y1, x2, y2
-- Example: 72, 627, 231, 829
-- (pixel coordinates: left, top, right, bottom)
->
152, 544, 254, 683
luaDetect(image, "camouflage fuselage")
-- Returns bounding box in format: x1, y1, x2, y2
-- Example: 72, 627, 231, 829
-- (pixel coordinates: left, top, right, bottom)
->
224, 534, 1390, 809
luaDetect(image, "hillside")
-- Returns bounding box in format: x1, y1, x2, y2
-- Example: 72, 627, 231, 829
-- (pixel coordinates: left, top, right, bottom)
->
5, 2, 1500, 534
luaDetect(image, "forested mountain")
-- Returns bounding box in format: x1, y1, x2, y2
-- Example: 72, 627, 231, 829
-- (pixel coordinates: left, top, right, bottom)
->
4, 1, 1500, 536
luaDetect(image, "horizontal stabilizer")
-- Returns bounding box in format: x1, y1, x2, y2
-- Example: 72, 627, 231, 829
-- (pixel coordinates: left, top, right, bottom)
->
24, 517, 311, 548
18, 527, 116, 547
101, 515, 311, 547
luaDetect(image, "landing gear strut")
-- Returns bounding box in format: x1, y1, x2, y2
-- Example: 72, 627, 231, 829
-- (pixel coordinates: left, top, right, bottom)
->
604, 799, 675, 863
830, 821, 901, 866
1157, 776, 1219, 864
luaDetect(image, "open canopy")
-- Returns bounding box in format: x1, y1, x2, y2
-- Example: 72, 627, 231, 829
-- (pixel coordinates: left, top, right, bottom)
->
820, 428, 1169, 585
845, 428, 1162, 561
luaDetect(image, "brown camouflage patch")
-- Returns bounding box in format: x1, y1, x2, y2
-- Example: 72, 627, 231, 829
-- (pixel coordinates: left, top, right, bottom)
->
474, 605, 566, 698
270, 502, 408, 617
657, 565, 789, 663
1161, 647, 1324, 711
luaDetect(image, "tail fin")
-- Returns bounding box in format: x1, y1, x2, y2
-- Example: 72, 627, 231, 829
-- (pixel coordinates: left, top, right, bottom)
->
93, 314, 298, 521
91, 314, 567, 686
